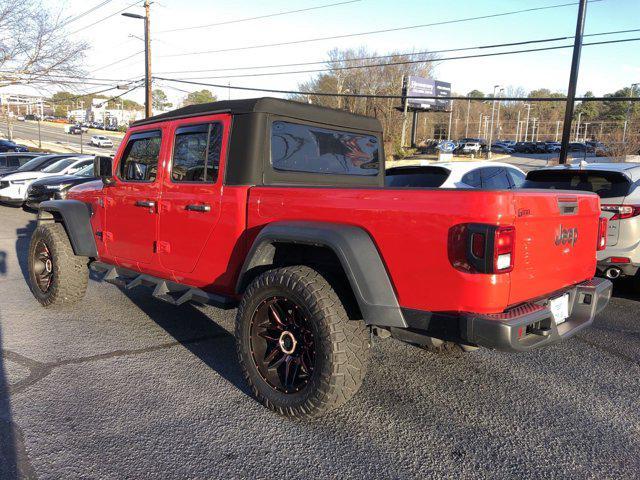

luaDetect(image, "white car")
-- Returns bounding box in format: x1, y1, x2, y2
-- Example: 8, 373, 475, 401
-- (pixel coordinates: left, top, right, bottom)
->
385, 161, 526, 189
90, 135, 113, 148
461, 142, 482, 155
0, 155, 93, 205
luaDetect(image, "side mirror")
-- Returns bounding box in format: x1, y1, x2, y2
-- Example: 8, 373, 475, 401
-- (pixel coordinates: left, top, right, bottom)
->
94, 156, 115, 186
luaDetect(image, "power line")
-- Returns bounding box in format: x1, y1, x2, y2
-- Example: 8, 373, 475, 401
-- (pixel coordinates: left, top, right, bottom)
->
155, 28, 640, 75
161, 0, 604, 57
68, 0, 144, 35
59, 0, 115, 29
157, 0, 361, 34
162, 36, 640, 81
90, 50, 145, 73
155, 77, 640, 102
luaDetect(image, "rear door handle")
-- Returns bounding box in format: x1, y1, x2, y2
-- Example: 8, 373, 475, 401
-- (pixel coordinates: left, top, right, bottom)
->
135, 200, 156, 208
186, 204, 211, 212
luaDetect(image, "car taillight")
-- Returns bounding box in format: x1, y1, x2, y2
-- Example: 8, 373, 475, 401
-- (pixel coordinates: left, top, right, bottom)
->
448, 224, 515, 274
601, 204, 640, 220
597, 217, 608, 251
494, 226, 515, 273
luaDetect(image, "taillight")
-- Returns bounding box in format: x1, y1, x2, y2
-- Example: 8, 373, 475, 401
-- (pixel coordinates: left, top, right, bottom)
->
448, 224, 515, 274
601, 205, 640, 220
494, 226, 515, 272
597, 217, 608, 251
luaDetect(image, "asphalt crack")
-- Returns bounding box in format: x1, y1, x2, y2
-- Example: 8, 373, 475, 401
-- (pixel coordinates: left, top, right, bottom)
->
3, 333, 228, 396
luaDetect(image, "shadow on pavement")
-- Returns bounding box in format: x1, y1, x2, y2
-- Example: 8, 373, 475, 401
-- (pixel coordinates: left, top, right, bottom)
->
120, 287, 251, 398
15, 221, 36, 284
611, 277, 640, 301
0, 251, 6, 276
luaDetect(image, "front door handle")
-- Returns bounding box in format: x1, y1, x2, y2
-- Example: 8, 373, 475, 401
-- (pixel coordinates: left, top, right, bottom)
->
186, 204, 211, 212
135, 200, 156, 208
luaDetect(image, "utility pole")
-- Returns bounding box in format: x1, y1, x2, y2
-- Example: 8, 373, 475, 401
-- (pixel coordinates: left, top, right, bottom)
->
464, 98, 471, 138
400, 76, 409, 148
583, 122, 590, 141
556, 120, 561, 141
123, 1, 152, 118
487, 85, 501, 158
559, 0, 588, 164
523, 103, 531, 141
515, 110, 521, 142
37, 117, 42, 148
496, 90, 504, 140
477, 113, 482, 137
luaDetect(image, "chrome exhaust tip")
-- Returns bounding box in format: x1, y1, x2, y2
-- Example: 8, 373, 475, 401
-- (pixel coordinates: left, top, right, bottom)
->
605, 267, 622, 280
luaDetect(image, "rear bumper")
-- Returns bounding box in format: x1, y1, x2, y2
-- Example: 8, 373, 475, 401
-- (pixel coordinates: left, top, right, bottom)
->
461, 278, 612, 352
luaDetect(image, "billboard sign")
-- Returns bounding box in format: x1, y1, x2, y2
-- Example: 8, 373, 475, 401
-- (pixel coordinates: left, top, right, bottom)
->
403, 77, 452, 111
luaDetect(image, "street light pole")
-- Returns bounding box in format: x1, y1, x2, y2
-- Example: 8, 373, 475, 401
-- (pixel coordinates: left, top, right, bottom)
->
123, 0, 152, 118
487, 85, 501, 158
575, 111, 583, 141
523, 103, 531, 141
464, 97, 471, 138
622, 82, 638, 144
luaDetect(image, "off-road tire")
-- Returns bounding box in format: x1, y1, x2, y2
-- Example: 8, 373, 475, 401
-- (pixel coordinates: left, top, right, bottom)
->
235, 265, 369, 418
28, 223, 88, 307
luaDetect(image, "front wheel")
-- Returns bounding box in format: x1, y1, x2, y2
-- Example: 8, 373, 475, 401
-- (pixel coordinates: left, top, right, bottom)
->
235, 265, 370, 418
28, 223, 88, 307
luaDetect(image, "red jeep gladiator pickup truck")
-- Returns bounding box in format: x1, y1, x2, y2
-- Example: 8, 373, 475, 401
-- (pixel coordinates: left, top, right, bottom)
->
27, 98, 612, 417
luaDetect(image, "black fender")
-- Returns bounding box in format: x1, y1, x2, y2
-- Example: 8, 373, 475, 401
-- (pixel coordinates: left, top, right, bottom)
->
38, 200, 98, 257
237, 221, 407, 328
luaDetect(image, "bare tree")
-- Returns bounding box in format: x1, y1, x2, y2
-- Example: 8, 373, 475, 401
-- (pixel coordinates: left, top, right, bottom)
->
292, 47, 437, 148
0, 0, 89, 87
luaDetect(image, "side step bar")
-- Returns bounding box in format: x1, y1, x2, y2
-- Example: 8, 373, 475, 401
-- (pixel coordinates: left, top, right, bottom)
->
90, 261, 237, 309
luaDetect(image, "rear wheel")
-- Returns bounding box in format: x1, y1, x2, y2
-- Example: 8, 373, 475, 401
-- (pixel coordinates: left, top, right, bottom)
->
28, 223, 88, 307
235, 265, 369, 418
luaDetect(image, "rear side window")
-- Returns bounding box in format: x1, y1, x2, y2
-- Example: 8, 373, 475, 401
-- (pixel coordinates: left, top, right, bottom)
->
271, 121, 379, 176
481, 167, 512, 189
524, 170, 632, 198
171, 123, 222, 182
119, 131, 161, 182
507, 168, 526, 187
461, 169, 482, 188
385, 166, 450, 187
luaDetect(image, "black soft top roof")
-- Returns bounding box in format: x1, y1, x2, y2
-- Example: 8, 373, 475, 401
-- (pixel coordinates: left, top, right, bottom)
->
131, 97, 382, 132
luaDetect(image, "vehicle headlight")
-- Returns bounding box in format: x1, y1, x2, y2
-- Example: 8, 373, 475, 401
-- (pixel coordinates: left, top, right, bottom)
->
11, 178, 37, 185
46, 184, 72, 191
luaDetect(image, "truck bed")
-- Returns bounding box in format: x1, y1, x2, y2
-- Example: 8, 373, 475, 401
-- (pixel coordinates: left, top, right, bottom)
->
247, 187, 600, 314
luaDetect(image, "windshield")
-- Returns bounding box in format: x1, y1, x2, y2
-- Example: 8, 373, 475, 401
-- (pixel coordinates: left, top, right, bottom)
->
523, 170, 632, 198
385, 166, 450, 188
74, 164, 94, 177
42, 159, 75, 173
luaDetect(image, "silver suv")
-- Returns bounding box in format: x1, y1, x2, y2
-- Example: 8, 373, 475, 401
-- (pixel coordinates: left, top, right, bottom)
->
524, 163, 640, 281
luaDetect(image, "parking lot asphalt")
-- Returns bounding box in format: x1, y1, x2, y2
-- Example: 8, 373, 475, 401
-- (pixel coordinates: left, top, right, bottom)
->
0, 206, 639, 479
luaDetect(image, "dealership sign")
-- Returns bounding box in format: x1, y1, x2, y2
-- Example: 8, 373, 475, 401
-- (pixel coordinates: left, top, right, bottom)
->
403, 77, 452, 111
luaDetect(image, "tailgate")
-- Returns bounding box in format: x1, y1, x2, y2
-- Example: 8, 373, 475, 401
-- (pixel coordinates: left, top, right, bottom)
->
509, 191, 600, 306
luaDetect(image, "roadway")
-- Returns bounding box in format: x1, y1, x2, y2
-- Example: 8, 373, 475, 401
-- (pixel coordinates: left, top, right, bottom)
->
0, 120, 121, 156
0, 206, 639, 479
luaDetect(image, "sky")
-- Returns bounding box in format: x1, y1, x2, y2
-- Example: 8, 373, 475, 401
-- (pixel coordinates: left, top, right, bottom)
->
9, 0, 640, 105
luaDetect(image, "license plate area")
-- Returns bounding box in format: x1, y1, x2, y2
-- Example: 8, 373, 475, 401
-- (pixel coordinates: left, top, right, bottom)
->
550, 293, 570, 325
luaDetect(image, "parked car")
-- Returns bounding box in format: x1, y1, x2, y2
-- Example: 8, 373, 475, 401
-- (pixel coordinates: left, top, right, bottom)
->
0, 155, 93, 205
568, 142, 595, 154
0, 152, 45, 176
25, 163, 97, 209
544, 142, 562, 153
461, 141, 482, 154
490, 144, 514, 154
386, 161, 525, 188
513, 142, 536, 153
65, 125, 83, 135
27, 98, 610, 417
16, 115, 25, 122
90, 135, 113, 148
0, 139, 28, 152
0, 154, 75, 179
523, 163, 640, 282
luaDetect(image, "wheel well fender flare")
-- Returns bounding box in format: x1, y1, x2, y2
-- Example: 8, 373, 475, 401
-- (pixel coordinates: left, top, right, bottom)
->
237, 221, 407, 328
38, 200, 98, 257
